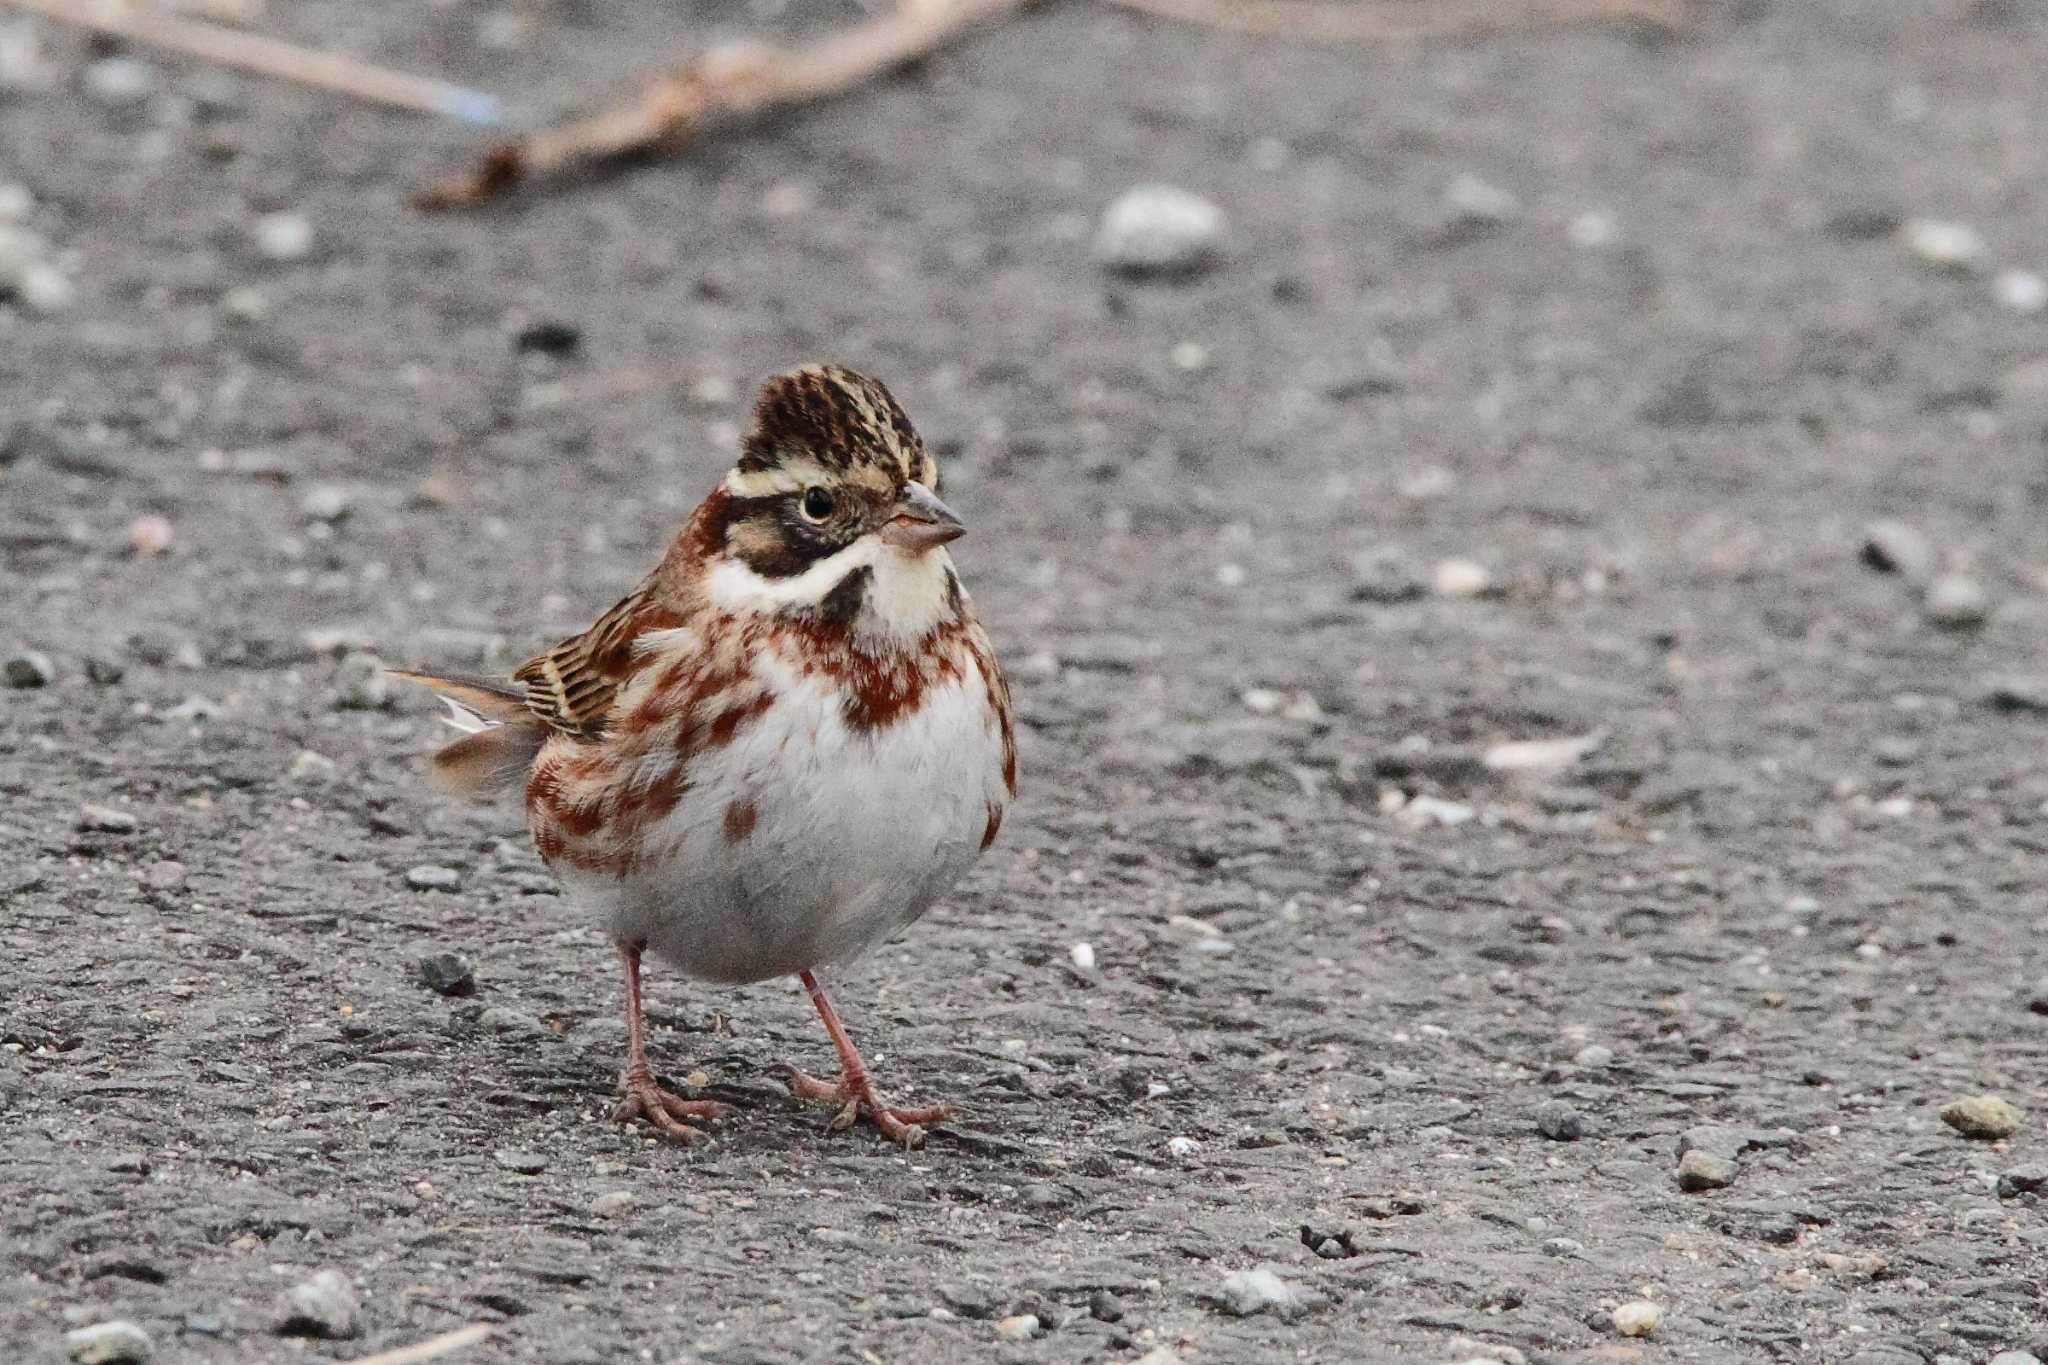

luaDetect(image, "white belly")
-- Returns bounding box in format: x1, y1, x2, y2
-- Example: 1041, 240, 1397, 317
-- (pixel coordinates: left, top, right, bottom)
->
552, 657, 1007, 984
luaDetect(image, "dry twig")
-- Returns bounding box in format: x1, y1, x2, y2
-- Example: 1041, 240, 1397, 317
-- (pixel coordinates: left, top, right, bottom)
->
417, 0, 1032, 210
1096, 0, 1683, 41
346, 1324, 494, 1365
2, 0, 505, 124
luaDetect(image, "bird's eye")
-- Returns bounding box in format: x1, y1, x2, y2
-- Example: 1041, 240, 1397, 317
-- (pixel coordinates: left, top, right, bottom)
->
800, 487, 835, 521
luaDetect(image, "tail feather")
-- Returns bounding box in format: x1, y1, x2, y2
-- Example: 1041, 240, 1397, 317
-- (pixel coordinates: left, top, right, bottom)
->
391, 668, 545, 798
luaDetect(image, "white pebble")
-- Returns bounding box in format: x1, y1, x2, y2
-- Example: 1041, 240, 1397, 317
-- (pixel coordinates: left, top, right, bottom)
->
1903, 219, 1984, 270
995, 1314, 1040, 1341
18, 259, 74, 312
1996, 268, 2048, 314
1215, 562, 1247, 588
1216, 1266, 1310, 1319
1611, 1300, 1662, 1337
1568, 210, 1617, 249
1434, 558, 1492, 598
82, 56, 154, 106
1069, 941, 1096, 971
288, 750, 338, 783
1095, 184, 1227, 274
1171, 340, 1211, 371
1165, 1135, 1201, 1158
65, 1320, 153, 1364
1444, 173, 1520, 226
301, 483, 353, 522
1402, 795, 1475, 828
253, 210, 314, 263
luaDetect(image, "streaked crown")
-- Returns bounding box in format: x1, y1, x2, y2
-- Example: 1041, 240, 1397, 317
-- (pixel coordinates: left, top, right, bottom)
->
729, 365, 938, 498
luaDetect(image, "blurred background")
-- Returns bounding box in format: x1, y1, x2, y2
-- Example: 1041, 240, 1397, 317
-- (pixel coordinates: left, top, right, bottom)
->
5, 2, 2048, 1363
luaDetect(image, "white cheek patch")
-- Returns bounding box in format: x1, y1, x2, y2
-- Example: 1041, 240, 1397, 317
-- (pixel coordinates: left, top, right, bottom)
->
707, 538, 957, 642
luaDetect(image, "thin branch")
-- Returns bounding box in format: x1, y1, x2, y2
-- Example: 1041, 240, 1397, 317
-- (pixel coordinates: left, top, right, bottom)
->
1, 0, 505, 124
1094, 0, 1684, 41
416, 0, 1031, 210
347, 1325, 494, 1365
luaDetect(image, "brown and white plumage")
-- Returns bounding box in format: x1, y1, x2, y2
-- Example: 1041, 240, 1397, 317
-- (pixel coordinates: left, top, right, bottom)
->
398, 365, 1015, 1145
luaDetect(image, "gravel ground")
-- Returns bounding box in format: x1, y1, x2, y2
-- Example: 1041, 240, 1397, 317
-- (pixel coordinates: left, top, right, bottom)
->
6, 2, 2048, 1362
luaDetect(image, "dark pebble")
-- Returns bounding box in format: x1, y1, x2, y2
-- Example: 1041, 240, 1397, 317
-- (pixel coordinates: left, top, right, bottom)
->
1988, 676, 2048, 714
4, 650, 54, 688
1996, 1165, 2048, 1199
1088, 1290, 1124, 1323
1534, 1099, 1585, 1141
515, 320, 582, 355
85, 656, 125, 685
418, 952, 476, 997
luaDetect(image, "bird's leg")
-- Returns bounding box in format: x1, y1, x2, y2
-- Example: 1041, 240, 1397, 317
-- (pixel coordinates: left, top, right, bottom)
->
782, 969, 951, 1147
611, 941, 730, 1144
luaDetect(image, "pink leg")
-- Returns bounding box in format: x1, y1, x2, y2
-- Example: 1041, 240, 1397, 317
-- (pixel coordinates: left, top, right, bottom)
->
611, 942, 730, 1144
783, 970, 952, 1147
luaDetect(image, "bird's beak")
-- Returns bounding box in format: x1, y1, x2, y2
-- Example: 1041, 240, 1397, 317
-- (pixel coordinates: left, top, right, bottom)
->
879, 481, 965, 553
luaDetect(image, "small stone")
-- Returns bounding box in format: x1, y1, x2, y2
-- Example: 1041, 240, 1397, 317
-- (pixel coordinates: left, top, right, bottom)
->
65, 1320, 153, 1364
1986, 676, 2048, 714
476, 1005, 540, 1035
1485, 734, 1604, 776
82, 56, 155, 106
1860, 520, 1938, 586
1433, 558, 1492, 598
1400, 795, 1475, 828
1213, 1266, 1312, 1320
1567, 210, 1618, 249
5, 650, 53, 687
300, 483, 352, 522
1170, 340, 1211, 372
1445, 1342, 1526, 1365
1922, 573, 1990, 628
78, 804, 137, 834
142, 861, 187, 891
2026, 979, 2048, 1015
1443, 173, 1521, 231
1129, 1351, 1185, 1365
1069, 941, 1096, 971
1165, 1135, 1201, 1158
18, 260, 74, 313
287, 750, 339, 785
1940, 1094, 2021, 1139
182, 1314, 224, 1338
1995, 268, 2048, 314
85, 657, 125, 685
1534, 1100, 1584, 1141
1573, 1044, 1615, 1069
275, 1268, 361, 1339
417, 953, 475, 997
334, 652, 390, 710
405, 864, 462, 892
127, 514, 173, 557
995, 1314, 1041, 1341
590, 1190, 635, 1216
1678, 1149, 1737, 1191
1995, 1165, 2048, 1199
1095, 185, 1227, 275
1611, 1300, 1662, 1338
1988, 1353, 2044, 1365
252, 210, 314, 263
494, 1148, 546, 1174
1349, 542, 1428, 603
515, 319, 581, 356
1087, 1289, 1123, 1323
1903, 218, 1985, 270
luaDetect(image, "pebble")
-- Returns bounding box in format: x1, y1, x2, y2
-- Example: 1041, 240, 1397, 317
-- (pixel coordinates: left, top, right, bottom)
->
1567, 210, 1618, 249
1986, 676, 2048, 714
5, 649, 54, 687
1445, 1341, 1525, 1365
1069, 941, 1096, 971
1678, 1149, 1737, 1191
1989, 1354, 2044, 1365
334, 652, 390, 709
590, 1190, 635, 1216
1094, 184, 1227, 275
275, 1268, 361, 1339
1573, 1044, 1614, 1069
1940, 1094, 2020, 1139
1859, 520, 1938, 586
1129, 1350, 1185, 1365
1611, 1300, 1662, 1337
2026, 978, 2048, 1015
1922, 573, 1990, 628
995, 1314, 1041, 1341
86, 657, 125, 685
1996, 1164, 2048, 1199
417, 953, 475, 997
1485, 734, 1603, 775
253, 210, 314, 263
288, 750, 338, 783
1902, 218, 1985, 270
405, 864, 462, 892
17, 259, 73, 312
1088, 1290, 1123, 1323
127, 514, 173, 556
1349, 542, 1428, 602
142, 861, 187, 891
78, 804, 138, 834
82, 56, 155, 106
494, 1148, 546, 1174
1995, 268, 2048, 314
1213, 1266, 1311, 1319
1400, 795, 1475, 828
1443, 173, 1521, 230
476, 1005, 540, 1035
65, 1320, 153, 1363
1533, 1099, 1584, 1141
1165, 1135, 1201, 1158
301, 483, 353, 522
1433, 558, 1492, 598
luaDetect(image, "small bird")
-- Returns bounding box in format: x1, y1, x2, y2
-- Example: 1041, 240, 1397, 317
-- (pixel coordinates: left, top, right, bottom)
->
396, 365, 1016, 1146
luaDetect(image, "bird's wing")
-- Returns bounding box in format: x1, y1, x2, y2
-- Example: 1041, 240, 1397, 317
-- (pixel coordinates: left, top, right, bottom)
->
512, 581, 683, 739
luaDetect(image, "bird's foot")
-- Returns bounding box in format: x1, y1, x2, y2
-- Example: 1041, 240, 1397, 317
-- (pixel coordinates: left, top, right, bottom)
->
613, 1065, 730, 1145
782, 1065, 951, 1147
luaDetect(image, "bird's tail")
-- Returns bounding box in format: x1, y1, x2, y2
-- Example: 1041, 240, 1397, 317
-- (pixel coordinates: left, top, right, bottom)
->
388, 669, 546, 798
